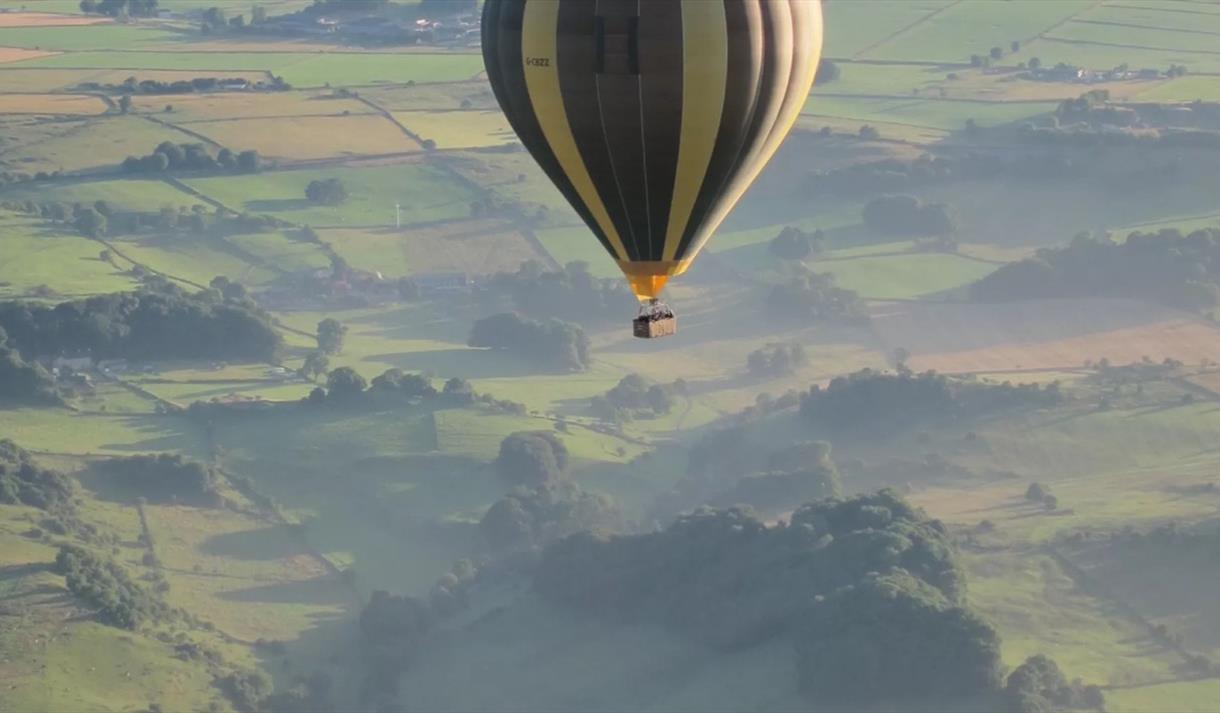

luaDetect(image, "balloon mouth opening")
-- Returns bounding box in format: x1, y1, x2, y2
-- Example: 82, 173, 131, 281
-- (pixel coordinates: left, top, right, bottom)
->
617, 260, 691, 302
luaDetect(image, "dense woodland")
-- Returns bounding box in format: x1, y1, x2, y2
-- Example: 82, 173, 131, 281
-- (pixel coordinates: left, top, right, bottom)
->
0, 285, 282, 362
972, 229, 1220, 311
800, 369, 1062, 436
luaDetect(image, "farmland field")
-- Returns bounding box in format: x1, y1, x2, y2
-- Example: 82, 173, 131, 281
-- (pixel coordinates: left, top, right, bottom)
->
184, 114, 421, 160
183, 162, 475, 227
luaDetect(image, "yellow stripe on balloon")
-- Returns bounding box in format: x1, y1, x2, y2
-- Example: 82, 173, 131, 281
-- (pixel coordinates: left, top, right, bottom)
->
520, 0, 628, 262
662, 0, 729, 262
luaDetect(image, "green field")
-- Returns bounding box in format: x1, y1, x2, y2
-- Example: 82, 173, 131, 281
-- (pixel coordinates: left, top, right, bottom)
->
183, 163, 478, 228
0, 177, 200, 211
821, 0, 954, 59
815, 252, 997, 299
860, 0, 1095, 63
0, 213, 137, 298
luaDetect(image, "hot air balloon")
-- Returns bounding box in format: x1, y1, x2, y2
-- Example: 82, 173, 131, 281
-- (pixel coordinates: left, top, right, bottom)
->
482, 0, 824, 337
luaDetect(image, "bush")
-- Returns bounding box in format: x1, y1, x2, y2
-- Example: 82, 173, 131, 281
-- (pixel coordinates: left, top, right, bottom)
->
766, 270, 867, 324
862, 194, 958, 236
494, 431, 569, 488
479, 481, 622, 553
305, 178, 349, 206
0, 439, 74, 509
54, 545, 166, 629
1003, 654, 1105, 712
747, 343, 807, 377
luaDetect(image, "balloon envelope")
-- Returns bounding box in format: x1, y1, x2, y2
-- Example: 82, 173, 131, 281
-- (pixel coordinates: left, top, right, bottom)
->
483, 0, 823, 300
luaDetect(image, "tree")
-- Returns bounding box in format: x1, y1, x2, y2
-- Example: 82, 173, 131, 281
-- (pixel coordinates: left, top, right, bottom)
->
495, 431, 569, 488
990, 46, 1003, 60
316, 318, 347, 355
1011, 40, 1021, 53
201, 6, 227, 32
325, 367, 366, 401
1028, 56, 1041, 70
236, 150, 261, 173
305, 178, 349, 206
74, 207, 107, 238
815, 58, 839, 83
251, 5, 267, 24
117, 95, 132, 114
301, 351, 329, 382
1004, 654, 1104, 712
80, 0, 98, 13
858, 124, 880, 140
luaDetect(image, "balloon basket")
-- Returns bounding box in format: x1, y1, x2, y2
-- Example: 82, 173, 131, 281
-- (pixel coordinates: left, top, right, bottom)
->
632, 300, 676, 339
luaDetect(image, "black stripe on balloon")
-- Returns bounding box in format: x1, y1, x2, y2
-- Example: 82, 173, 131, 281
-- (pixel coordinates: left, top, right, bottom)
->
672, 0, 766, 260
636, 0, 683, 262
483, 0, 618, 260
557, 0, 641, 261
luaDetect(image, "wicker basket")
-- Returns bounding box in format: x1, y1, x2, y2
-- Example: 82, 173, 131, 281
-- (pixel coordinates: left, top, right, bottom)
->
633, 315, 677, 339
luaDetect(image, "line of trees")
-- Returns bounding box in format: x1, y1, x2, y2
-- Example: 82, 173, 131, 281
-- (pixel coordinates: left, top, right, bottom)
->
468, 312, 591, 371
589, 373, 683, 423
485, 261, 635, 325
95, 454, 222, 507
765, 268, 868, 324
54, 544, 167, 629
121, 142, 262, 175
0, 285, 282, 362
971, 228, 1220, 312
0, 439, 74, 510
79, 0, 158, 17
80, 75, 289, 95
799, 369, 1062, 436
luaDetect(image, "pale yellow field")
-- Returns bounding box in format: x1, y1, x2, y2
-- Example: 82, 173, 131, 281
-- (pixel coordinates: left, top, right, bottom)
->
0, 93, 106, 115
0, 12, 108, 27
323, 218, 546, 277
394, 109, 515, 149
0, 46, 57, 63
188, 114, 420, 160
138, 91, 374, 122
871, 299, 1220, 373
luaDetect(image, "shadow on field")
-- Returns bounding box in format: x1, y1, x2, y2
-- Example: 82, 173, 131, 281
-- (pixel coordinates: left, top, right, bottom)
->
247, 199, 313, 213
202, 525, 311, 561
219, 575, 350, 605
369, 348, 567, 379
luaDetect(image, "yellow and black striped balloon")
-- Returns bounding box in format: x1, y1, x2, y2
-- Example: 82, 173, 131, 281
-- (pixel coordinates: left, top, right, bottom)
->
482, 0, 823, 300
